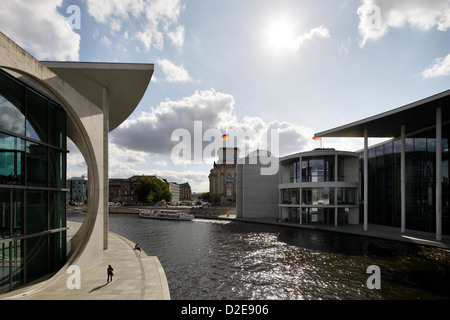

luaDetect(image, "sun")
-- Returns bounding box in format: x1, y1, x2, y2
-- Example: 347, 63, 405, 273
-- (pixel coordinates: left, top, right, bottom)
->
264, 18, 297, 54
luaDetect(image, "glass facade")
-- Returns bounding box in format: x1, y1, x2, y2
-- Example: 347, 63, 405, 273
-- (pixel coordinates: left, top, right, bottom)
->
280, 151, 359, 226
360, 125, 450, 235
0, 70, 67, 293
301, 157, 335, 182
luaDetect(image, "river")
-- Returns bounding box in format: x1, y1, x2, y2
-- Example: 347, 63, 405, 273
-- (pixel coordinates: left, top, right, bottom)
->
68, 212, 450, 300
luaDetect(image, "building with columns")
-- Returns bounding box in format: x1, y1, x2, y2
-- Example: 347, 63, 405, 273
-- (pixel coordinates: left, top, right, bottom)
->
278, 149, 359, 225
315, 89, 450, 241
0, 32, 153, 293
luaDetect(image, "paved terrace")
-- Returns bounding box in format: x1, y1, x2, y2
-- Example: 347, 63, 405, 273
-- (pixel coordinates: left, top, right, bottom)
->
1, 221, 171, 300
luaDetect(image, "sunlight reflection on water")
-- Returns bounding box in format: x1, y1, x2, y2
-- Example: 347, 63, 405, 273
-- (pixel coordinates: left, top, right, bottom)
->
69, 213, 450, 300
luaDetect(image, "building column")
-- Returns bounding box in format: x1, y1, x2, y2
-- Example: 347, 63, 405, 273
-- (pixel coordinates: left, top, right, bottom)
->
299, 156, 303, 225
436, 107, 442, 241
401, 125, 406, 233
335, 153, 338, 226
364, 129, 368, 231
103, 86, 109, 250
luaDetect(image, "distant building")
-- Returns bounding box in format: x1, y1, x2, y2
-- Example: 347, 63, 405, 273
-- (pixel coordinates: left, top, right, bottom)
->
179, 182, 192, 201
109, 175, 165, 204
68, 176, 88, 203
167, 182, 180, 203
209, 147, 239, 204
109, 176, 183, 204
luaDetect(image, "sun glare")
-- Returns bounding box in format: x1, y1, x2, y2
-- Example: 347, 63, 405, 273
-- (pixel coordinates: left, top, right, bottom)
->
264, 18, 297, 54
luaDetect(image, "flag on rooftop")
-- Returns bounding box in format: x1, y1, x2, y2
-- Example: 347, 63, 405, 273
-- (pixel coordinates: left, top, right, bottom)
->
222, 134, 229, 140
313, 136, 321, 141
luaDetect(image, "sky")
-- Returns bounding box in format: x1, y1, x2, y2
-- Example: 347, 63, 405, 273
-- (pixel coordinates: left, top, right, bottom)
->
1, 0, 450, 192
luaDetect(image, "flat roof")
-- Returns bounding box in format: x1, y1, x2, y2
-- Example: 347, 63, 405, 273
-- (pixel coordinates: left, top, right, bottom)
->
315, 89, 450, 138
42, 61, 154, 131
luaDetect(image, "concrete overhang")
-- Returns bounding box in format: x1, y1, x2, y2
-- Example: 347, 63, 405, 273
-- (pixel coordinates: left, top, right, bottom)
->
315, 89, 450, 139
41, 61, 154, 131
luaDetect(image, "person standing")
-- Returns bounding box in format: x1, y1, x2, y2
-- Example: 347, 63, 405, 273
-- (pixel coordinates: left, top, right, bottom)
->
107, 265, 114, 283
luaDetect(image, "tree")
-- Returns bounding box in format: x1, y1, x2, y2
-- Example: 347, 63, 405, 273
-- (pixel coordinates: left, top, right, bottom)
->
199, 192, 210, 201
135, 177, 172, 204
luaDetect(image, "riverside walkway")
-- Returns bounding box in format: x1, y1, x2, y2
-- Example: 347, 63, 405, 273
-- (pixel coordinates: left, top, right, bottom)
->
1, 221, 171, 300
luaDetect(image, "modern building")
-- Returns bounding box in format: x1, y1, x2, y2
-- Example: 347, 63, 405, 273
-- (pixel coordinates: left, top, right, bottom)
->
209, 147, 239, 204
0, 32, 153, 293
68, 176, 88, 204
315, 89, 450, 240
236, 150, 279, 219
167, 182, 180, 203
278, 149, 359, 225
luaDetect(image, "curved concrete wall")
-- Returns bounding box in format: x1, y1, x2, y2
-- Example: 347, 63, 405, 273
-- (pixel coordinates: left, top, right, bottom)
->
0, 33, 105, 270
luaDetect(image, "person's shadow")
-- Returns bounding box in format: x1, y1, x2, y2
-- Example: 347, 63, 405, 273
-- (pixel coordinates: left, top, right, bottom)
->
89, 283, 108, 293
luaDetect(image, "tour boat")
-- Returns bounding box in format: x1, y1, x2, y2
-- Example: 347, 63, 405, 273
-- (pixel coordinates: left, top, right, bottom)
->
139, 209, 194, 221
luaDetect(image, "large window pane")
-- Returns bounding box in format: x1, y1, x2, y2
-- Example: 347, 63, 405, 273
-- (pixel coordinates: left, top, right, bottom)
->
0, 242, 10, 293
0, 134, 25, 185
25, 235, 48, 284
12, 190, 23, 237
48, 101, 66, 149
26, 88, 48, 142
26, 141, 48, 187
25, 190, 48, 235
0, 71, 25, 136
0, 189, 10, 239
49, 192, 66, 230
302, 188, 334, 205
49, 149, 65, 188
10, 240, 23, 290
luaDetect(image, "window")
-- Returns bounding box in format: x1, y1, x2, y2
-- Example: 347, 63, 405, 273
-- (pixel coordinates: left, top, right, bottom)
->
0, 70, 67, 292
337, 188, 356, 205
302, 157, 334, 182
302, 188, 334, 205
0, 134, 24, 185
290, 161, 300, 183
282, 189, 299, 204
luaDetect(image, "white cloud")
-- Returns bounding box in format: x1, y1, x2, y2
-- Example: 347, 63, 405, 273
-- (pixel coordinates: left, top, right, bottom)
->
0, 0, 80, 61
110, 89, 236, 158
292, 25, 331, 52
85, 0, 185, 52
167, 25, 185, 47
154, 160, 168, 167
100, 36, 112, 47
157, 59, 192, 82
110, 89, 319, 165
421, 53, 450, 78
358, 0, 450, 47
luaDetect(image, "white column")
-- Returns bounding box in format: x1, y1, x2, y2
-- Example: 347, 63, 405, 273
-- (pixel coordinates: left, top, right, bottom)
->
436, 107, 442, 241
364, 129, 368, 231
335, 153, 338, 226
401, 125, 406, 233
299, 156, 303, 225
103, 86, 109, 250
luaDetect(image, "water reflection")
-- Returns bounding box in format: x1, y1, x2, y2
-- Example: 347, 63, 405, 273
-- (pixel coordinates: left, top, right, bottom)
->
68, 213, 450, 300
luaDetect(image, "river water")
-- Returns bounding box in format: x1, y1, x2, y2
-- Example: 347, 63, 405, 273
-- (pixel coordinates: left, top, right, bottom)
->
68, 213, 450, 300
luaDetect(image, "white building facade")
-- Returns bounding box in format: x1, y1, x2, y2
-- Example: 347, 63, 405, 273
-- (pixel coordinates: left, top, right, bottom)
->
279, 149, 359, 226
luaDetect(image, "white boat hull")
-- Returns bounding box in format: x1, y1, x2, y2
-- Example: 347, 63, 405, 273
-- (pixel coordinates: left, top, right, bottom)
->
139, 209, 194, 221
